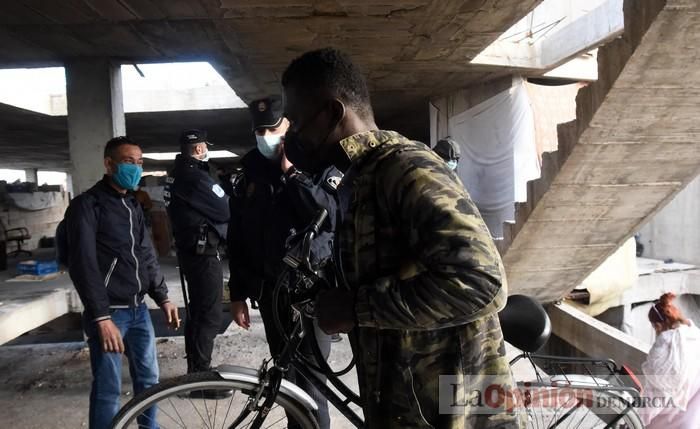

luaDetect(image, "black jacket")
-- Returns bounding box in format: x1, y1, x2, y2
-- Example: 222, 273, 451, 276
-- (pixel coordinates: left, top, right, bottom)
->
165, 155, 230, 252
227, 149, 341, 302
67, 177, 169, 321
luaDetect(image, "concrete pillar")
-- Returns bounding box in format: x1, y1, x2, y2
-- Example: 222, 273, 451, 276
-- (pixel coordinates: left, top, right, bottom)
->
66, 173, 75, 198
24, 168, 38, 184
65, 59, 125, 195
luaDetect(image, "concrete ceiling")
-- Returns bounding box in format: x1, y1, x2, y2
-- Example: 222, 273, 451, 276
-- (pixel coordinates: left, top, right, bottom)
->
0, 102, 254, 171
0, 0, 542, 141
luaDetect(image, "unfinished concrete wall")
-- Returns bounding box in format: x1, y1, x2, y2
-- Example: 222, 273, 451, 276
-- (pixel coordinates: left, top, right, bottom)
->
1, 192, 68, 252
637, 174, 700, 265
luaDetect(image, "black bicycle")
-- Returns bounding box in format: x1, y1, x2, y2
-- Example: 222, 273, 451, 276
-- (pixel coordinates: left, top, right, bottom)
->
111, 209, 644, 429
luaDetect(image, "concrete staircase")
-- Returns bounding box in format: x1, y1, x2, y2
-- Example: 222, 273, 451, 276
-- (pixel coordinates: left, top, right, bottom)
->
499, 0, 700, 302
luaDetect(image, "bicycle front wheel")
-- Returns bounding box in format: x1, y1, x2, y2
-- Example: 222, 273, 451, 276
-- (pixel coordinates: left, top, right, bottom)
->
110, 371, 319, 429
520, 384, 644, 429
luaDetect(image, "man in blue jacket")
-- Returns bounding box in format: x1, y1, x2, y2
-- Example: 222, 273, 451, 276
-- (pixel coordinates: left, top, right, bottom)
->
165, 129, 230, 373
67, 136, 179, 429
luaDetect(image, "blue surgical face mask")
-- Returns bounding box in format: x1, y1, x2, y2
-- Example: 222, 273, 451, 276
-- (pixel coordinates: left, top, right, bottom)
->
256, 134, 282, 159
447, 160, 458, 171
112, 163, 143, 190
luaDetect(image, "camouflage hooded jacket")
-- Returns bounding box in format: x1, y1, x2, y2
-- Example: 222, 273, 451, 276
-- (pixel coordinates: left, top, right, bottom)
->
336, 130, 519, 428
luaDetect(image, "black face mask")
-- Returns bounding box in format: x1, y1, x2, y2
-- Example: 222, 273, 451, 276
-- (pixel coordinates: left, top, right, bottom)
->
283, 130, 318, 173
284, 104, 338, 174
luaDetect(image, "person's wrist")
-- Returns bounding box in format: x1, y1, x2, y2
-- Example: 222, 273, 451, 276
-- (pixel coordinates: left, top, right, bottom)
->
96, 319, 113, 331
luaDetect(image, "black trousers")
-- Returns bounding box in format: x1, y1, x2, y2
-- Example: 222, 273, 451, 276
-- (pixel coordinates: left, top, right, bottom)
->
179, 251, 223, 373
258, 288, 332, 429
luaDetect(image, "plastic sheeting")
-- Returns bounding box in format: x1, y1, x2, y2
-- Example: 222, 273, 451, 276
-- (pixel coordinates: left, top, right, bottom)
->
448, 79, 540, 237
6, 191, 61, 211
524, 81, 581, 159
566, 238, 638, 317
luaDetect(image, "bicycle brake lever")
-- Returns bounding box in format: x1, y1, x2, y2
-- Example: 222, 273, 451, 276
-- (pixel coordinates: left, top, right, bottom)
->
282, 251, 302, 269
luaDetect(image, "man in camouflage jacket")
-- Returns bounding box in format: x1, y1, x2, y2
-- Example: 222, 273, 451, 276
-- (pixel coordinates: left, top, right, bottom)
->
282, 48, 521, 429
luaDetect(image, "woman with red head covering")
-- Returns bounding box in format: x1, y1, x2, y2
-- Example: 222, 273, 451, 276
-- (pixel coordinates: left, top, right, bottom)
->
641, 292, 700, 428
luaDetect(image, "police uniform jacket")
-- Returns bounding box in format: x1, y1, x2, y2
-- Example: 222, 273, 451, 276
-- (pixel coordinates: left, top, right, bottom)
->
227, 148, 340, 302
165, 154, 230, 252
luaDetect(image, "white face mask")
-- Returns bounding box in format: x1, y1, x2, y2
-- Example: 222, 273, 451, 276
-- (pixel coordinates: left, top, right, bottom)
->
447, 160, 458, 171
256, 134, 282, 159
200, 149, 210, 162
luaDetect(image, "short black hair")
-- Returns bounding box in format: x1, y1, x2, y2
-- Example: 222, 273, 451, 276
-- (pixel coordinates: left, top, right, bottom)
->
282, 48, 373, 119
104, 136, 140, 158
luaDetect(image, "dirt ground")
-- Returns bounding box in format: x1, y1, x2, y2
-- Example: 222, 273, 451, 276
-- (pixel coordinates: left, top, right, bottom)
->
0, 309, 360, 428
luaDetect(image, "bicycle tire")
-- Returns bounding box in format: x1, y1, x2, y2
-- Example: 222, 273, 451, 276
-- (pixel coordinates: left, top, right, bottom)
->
110, 371, 319, 429
519, 383, 644, 429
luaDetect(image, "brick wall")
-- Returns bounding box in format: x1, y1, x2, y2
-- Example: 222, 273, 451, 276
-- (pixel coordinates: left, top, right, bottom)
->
1, 192, 69, 251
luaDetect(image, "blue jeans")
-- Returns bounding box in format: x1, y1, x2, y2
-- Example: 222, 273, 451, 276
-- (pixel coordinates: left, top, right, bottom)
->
83, 303, 159, 429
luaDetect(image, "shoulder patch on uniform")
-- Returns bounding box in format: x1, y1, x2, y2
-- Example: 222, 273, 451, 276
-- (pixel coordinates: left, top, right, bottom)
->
326, 175, 342, 190
166, 176, 175, 184
212, 184, 225, 198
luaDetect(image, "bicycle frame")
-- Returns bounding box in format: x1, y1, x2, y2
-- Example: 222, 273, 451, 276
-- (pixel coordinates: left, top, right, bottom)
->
245, 207, 644, 429
240, 309, 363, 428
239, 208, 364, 429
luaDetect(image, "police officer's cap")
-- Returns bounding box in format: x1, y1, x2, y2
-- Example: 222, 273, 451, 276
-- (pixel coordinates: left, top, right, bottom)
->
248, 96, 284, 131
179, 129, 212, 146
434, 137, 461, 161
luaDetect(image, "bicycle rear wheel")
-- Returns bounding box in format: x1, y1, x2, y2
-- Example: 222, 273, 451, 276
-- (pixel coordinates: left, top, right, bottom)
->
520, 384, 643, 429
110, 371, 319, 429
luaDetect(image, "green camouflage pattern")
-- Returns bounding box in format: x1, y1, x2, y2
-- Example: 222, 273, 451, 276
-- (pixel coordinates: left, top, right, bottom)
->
337, 130, 521, 428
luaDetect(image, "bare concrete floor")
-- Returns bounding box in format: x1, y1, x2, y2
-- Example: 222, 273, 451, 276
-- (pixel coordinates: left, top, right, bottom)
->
0, 326, 535, 428
0, 308, 362, 429
0, 251, 532, 428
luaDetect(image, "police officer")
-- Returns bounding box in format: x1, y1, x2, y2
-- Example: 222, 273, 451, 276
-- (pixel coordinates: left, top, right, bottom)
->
227, 96, 339, 429
433, 136, 461, 171
165, 129, 230, 374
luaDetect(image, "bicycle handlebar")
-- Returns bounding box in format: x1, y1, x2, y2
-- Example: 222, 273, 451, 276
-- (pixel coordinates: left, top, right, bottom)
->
282, 208, 328, 274
301, 208, 328, 271
309, 208, 328, 236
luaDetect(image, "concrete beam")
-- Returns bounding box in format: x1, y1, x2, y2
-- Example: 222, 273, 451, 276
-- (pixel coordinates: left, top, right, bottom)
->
0, 288, 70, 346
543, 53, 598, 81
548, 302, 650, 372
472, 0, 623, 75
540, 0, 624, 69
65, 59, 125, 195
24, 168, 38, 184
624, 267, 700, 305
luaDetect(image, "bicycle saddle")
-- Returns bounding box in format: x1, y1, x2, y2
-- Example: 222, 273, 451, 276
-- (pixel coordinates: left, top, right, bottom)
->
497, 294, 551, 353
